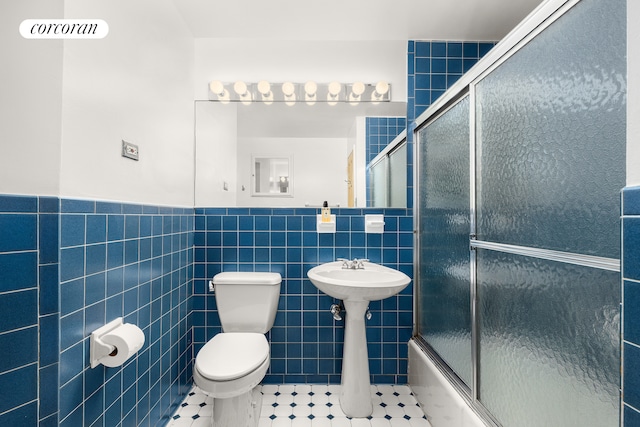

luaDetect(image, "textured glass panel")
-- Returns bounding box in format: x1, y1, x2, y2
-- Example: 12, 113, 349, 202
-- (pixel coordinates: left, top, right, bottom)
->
477, 249, 619, 427
389, 143, 407, 208
370, 158, 387, 207
418, 96, 472, 386
475, 0, 626, 258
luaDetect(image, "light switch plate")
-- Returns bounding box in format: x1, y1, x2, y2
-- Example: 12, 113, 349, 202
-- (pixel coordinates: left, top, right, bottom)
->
122, 140, 139, 161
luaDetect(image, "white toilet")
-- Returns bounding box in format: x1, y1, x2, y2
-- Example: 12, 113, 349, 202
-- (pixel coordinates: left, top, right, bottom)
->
193, 271, 281, 427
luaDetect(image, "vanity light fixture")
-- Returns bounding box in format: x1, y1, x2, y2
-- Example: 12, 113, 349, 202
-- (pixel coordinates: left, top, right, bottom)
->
207, 81, 391, 104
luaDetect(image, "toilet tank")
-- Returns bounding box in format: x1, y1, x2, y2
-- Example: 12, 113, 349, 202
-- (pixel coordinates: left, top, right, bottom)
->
212, 272, 281, 333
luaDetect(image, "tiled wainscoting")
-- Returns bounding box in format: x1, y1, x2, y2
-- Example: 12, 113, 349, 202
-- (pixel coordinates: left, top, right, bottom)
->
193, 208, 414, 385
0, 195, 59, 426
57, 199, 194, 426
0, 195, 194, 427
0, 197, 415, 426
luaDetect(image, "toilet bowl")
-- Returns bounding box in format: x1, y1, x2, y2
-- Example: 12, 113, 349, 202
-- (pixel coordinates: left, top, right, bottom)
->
193, 272, 281, 427
193, 333, 270, 398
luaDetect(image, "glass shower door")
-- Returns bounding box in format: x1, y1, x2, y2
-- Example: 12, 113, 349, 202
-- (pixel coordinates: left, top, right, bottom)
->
417, 96, 472, 388
473, 0, 625, 424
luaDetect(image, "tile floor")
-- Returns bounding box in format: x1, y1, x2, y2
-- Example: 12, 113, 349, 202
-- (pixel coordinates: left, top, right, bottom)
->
168, 384, 432, 427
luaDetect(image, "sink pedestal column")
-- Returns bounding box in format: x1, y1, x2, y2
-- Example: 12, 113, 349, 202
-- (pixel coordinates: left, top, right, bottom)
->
340, 299, 373, 418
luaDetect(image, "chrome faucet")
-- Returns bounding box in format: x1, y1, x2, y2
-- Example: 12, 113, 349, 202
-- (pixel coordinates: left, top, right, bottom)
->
337, 258, 369, 269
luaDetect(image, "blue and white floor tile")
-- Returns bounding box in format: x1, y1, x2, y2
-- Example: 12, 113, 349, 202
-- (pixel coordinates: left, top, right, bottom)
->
169, 384, 432, 427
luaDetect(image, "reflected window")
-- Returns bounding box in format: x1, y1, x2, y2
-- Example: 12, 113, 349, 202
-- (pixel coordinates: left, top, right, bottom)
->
252, 156, 293, 197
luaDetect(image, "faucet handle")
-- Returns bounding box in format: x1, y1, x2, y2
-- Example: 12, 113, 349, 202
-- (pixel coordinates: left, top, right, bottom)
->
337, 258, 351, 268
356, 258, 369, 269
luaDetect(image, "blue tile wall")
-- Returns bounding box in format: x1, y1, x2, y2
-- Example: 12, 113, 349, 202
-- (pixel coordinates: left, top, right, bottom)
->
193, 207, 414, 385
406, 40, 495, 208
624, 186, 640, 426
0, 195, 59, 426
407, 40, 495, 124
57, 200, 194, 427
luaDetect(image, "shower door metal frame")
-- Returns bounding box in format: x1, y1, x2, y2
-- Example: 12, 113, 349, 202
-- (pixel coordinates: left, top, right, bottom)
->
412, 0, 621, 424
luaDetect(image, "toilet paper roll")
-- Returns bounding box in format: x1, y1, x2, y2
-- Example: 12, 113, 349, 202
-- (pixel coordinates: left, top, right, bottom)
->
99, 323, 145, 368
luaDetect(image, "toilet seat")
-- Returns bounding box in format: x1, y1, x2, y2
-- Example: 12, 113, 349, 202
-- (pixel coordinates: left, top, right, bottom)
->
196, 333, 269, 381
194, 332, 271, 399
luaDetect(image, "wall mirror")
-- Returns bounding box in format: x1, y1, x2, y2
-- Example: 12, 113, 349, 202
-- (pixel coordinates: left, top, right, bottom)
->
194, 100, 406, 208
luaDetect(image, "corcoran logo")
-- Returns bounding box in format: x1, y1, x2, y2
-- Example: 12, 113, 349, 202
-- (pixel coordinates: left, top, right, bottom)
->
19, 19, 108, 39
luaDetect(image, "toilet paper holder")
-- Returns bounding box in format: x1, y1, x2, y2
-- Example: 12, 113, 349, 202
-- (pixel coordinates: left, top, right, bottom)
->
90, 317, 125, 368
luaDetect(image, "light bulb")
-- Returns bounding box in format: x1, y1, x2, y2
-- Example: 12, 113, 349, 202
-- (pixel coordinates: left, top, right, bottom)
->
304, 81, 317, 96
328, 81, 342, 96
351, 82, 365, 96
209, 80, 225, 96
375, 81, 389, 96
233, 81, 248, 96
282, 82, 296, 97
257, 80, 271, 95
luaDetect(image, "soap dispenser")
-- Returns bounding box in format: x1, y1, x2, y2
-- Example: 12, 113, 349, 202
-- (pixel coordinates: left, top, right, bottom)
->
317, 201, 335, 233
321, 201, 331, 222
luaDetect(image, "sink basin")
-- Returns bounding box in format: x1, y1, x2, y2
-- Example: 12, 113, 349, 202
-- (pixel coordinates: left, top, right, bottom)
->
307, 261, 410, 301
307, 260, 412, 417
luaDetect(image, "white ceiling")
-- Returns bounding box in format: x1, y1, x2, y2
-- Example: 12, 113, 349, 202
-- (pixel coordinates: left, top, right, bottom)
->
173, 0, 545, 41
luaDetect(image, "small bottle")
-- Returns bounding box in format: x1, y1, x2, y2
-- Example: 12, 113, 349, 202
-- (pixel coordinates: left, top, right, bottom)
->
321, 201, 331, 222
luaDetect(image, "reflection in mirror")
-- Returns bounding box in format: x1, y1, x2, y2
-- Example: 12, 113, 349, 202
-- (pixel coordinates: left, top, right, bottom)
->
388, 142, 407, 207
252, 156, 292, 197
368, 131, 407, 208
370, 157, 388, 207
194, 100, 407, 207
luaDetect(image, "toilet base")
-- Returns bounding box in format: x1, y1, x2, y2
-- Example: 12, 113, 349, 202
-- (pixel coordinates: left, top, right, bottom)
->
212, 388, 263, 427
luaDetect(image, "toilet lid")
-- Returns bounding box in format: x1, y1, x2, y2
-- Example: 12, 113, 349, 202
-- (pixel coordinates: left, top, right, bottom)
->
196, 333, 269, 381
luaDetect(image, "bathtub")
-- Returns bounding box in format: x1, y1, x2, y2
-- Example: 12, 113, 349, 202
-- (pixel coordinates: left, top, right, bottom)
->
408, 339, 488, 427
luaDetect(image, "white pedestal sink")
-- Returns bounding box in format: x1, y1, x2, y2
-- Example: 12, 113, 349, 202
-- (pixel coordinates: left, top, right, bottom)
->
307, 260, 411, 418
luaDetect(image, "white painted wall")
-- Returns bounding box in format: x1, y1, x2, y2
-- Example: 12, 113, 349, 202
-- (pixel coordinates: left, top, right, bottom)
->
237, 137, 348, 207
59, 0, 195, 206
193, 39, 407, 102
629, 1, 640, 187
0, 0, 64, 196
194, 102, 238, 207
